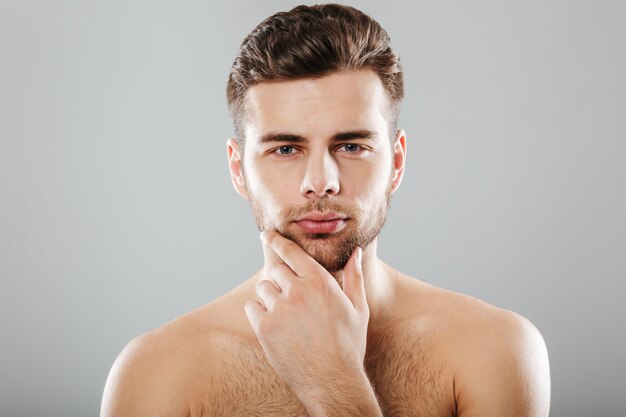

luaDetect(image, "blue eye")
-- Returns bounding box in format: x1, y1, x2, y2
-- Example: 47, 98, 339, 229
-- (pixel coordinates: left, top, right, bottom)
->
341, 144, 364, 153
278, 146, 294, 155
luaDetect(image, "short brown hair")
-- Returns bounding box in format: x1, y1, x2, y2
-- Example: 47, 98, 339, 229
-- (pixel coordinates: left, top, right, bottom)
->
226, 4, 404, 147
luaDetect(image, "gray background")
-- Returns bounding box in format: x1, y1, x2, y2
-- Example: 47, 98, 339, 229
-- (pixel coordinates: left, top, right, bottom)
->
1, 1, 624, 416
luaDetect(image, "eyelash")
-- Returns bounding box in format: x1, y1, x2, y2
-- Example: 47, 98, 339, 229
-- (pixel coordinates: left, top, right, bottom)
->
270, 144, 368, 157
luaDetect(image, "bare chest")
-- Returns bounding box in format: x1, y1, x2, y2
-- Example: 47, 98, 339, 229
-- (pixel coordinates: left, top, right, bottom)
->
199, 325, 456, 417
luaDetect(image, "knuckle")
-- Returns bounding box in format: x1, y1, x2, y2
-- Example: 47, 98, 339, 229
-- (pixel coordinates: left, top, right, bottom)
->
244, 300, 256, 314
275, 262, 290, 274
310, 276, 331, 294
273, 267, 290, 292
255, 279, 269, 294
287, 288, 305, 305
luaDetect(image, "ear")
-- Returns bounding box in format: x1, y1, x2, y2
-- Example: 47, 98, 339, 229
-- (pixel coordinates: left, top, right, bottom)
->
389, 129, 407, 194
226, 138, 248, 199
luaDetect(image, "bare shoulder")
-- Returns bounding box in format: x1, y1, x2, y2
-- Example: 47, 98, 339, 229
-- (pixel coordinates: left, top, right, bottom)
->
394, 274, 551, 417
100, 304, 232, 417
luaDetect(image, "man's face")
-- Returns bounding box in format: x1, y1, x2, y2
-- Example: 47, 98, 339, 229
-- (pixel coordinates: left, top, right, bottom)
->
228, 69, 405, 273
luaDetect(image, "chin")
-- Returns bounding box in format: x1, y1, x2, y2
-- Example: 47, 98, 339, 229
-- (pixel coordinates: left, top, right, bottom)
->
282, 228, 356, 273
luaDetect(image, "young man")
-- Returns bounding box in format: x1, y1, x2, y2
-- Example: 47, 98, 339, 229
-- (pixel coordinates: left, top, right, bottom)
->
101, 4, 550, 416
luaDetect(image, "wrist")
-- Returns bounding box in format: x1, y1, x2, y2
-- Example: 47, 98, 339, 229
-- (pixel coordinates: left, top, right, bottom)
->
299, 371, 382, 417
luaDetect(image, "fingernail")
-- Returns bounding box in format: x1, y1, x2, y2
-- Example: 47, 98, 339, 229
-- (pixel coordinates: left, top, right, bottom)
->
260, 231, 267, 243
357, 247, 362, 263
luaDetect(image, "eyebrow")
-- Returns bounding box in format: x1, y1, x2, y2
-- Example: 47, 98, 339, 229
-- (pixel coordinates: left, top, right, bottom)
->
258, 129, 377, 144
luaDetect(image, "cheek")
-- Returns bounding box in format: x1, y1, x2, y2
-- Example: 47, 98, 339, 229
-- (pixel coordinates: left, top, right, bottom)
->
246, 153, 293, 185
342, 158, 391, 197
245, 161, 298, 207
261, 173, 296, 200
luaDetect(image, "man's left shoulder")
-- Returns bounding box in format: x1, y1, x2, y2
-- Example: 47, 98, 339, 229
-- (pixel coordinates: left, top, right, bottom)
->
399, 277, 551, 416
428, 284, 546, 351
397, 276, 547, 352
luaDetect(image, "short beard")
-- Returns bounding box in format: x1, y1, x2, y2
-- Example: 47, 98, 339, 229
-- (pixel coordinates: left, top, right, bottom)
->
248, 181, 392, 273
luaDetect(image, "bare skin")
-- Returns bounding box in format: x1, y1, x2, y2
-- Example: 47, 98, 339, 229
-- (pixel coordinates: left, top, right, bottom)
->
101, 258, 550, 416
101, 70, 551, 417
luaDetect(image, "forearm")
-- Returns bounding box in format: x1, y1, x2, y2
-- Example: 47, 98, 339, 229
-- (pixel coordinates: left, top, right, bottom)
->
300, 371, 383, 417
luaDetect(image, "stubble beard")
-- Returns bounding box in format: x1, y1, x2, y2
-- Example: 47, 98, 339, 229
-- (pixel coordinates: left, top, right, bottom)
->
247, 181, 393, 273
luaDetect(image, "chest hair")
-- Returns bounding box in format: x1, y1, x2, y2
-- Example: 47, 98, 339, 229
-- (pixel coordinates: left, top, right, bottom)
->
200, 322, 455, 417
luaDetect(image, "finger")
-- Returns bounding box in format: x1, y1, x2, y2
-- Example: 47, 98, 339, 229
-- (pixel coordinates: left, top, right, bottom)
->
270, 262, 299, 295
342, 247, 367, 312
261, 233, 287, 271
262, 230, 323, 278
261, 236, 299, 293
244, 299, 266, 331
256, 279, 281, 311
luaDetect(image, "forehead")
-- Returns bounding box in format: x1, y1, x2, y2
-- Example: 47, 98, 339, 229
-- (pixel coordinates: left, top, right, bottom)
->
243, 70, 390, 141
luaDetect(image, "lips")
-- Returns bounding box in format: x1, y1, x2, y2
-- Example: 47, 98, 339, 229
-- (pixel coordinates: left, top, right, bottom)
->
294, 212, 348, 234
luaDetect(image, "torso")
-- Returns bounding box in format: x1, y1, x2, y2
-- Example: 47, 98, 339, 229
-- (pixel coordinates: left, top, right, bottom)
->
196, 318, 456, 417
168, 272, 462, 417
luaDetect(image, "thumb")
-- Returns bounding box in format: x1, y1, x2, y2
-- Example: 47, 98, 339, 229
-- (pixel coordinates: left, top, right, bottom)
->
343, 247, 367, 312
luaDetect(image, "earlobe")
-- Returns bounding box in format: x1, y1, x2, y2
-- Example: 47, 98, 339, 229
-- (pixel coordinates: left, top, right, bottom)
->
226, 138, 248, 199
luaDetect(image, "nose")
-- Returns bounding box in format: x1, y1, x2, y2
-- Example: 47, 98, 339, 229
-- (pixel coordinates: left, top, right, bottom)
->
300, 149, 340, 197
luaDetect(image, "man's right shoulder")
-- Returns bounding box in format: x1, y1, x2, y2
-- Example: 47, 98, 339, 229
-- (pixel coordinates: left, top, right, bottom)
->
100, 307, 233, 417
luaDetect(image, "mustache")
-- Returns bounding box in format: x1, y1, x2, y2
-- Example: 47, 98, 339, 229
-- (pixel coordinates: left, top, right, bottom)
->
281, 199, 363, 222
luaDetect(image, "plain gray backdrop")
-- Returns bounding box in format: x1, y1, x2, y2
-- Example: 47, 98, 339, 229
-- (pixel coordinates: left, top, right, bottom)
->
1, 1, 624, 416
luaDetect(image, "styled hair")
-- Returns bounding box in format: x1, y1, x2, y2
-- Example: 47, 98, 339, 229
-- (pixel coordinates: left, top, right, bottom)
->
226, 3, 404, 147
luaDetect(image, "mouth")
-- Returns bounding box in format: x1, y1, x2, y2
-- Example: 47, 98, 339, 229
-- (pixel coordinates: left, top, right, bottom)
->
293, 212, 349, 234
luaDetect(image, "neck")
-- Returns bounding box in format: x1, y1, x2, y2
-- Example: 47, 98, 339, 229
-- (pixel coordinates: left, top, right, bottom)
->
334, 238, 397, 326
